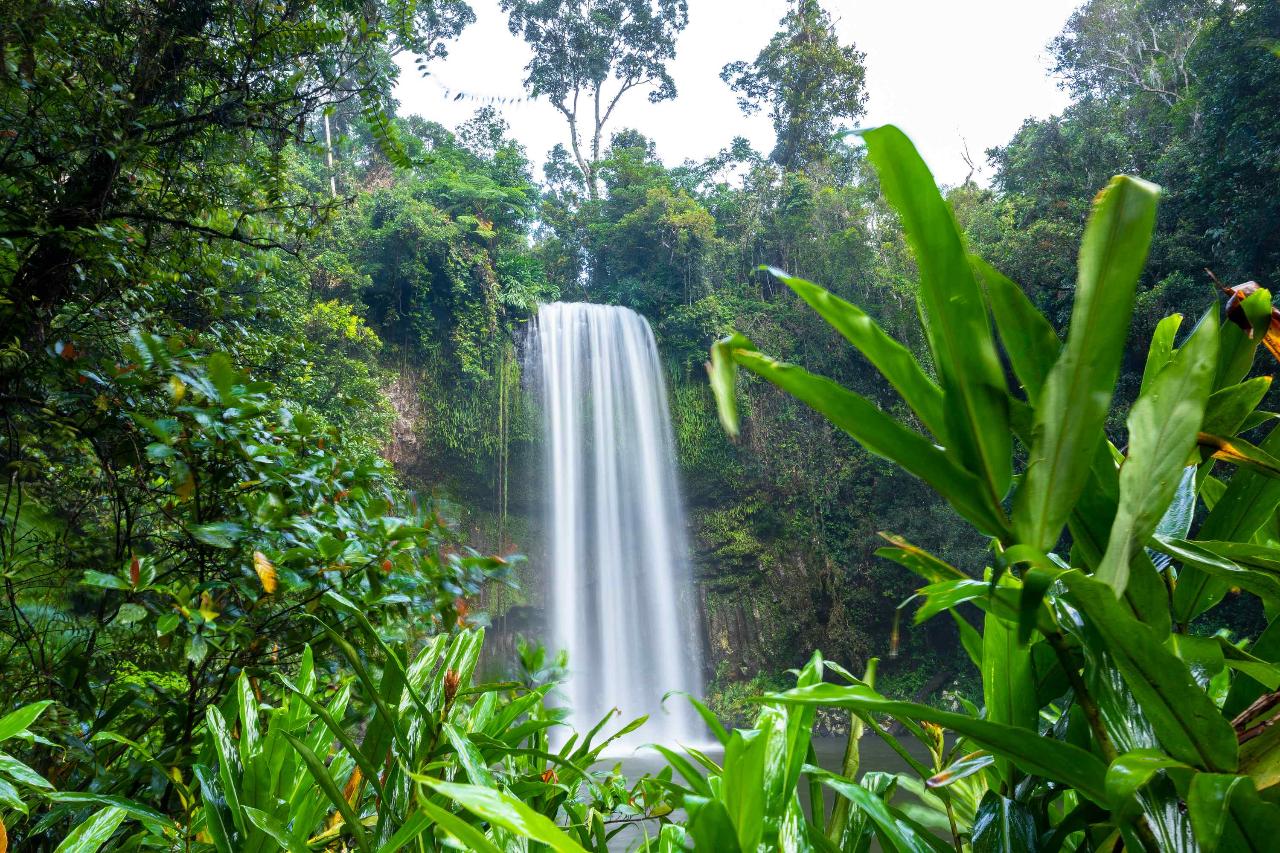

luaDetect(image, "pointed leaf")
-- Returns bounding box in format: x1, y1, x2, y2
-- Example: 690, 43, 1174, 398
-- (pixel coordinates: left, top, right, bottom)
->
864, 125, 1011, 506
1014, 175, 1161, 552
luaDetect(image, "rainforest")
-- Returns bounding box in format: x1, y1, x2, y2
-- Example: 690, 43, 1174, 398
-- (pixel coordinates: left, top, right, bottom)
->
2, 0, 1280, 850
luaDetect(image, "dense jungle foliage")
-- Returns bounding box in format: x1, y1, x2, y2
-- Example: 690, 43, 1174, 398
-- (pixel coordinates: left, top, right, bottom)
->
1, 0, 1279, 849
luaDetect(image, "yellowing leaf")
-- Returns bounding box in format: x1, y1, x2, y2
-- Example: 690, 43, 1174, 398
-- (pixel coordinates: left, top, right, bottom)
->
197, 592, 219, 623
168, 375, 186, 402
253, 551, 277, 594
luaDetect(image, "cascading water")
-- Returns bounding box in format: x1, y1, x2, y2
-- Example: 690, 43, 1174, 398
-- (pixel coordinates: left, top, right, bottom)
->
528, 302, 703, 746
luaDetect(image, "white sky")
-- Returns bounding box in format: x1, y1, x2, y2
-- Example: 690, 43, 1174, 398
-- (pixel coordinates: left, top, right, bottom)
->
394, 0, 1083, 187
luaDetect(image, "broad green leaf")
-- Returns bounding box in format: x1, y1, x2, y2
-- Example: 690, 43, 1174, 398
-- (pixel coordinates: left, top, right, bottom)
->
204, 707, 245, 837
1151, 536, 1280, 608
875, 534, 968, 583
188, 521, 244, 549
981, 612, 1037, 788
809, 766, 951, 853
765, 683, 1108, 804
973, 256, 1060, 402
769, 268, 946, 438
1062, 572, 1237, 772
708, 333, 749, 437
193, 764, 235, 853
1105, 750, 1190, 807
1175, 423, 1280, 622
384, 799, 501, 853
1188, 773, 1280, 851
970, 791, 1037, 853
423, 779, 588, 853
241, 807, 309, 853
684, 795, 744, 853
281, 731, 372, 853
0, 751, 52, 789
1201, 376, 1272, 437
81, 571, 130, 590
443, 723, 495, 788
1097, 310, 1217, 593
1198, 432, 1280, 477
0, 701, 51, 743
274, 675, 386, 802
48, 792, 175, 830
1140, 314, 1184, 396
863, 125, 1011, 507
728, 345, 1009, 536
1013, 175, 1160, 552
1225, 615, 1280, 718
52, 806, 127, 853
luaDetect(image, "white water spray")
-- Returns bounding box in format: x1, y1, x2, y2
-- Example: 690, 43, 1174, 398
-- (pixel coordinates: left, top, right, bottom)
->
529, 302, 703, 745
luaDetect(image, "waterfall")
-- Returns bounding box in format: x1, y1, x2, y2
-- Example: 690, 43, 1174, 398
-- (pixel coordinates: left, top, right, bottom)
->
528, 302, 703, 746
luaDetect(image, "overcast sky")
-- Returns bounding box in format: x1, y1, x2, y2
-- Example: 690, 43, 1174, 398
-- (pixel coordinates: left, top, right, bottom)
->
393, 0, 1083, 187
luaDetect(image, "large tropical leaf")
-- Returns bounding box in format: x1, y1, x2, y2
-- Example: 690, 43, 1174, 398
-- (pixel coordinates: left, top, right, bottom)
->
1063, 572, 1237, 772
1013, 175, 1160, 552
711, 340, 1009, 536
1096, 310, 1217, 593
863, 125, 1012, 507
765, 683, 1108, 804
768, 268, 946, 438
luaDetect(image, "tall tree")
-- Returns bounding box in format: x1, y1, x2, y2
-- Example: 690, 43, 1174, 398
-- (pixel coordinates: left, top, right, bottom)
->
1050, 0, 1215, 106
721, 0, 868, 171
499, 0, 689, 199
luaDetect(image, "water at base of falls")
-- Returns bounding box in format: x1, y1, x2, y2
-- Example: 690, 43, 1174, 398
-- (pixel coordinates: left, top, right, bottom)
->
528, 302, 704, 749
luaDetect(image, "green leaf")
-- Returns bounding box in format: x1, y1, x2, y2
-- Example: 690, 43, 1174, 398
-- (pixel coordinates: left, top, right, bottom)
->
1097, 309, 1218, 593
188, 521, 244, 549
282, 731, 373, 853
765, 683, 1109, 804
0, 701, 52, 743
193, 763, 235, 853
981, 612, 1037, 788
728, 345, 1009, 536
1188, 773, 1280, 852
383, 799, 501, 853
443, 723, 495, 788
1216, 287, 1271, 390
809, 766, 951, 853
241, 807, 309, 853
863, 125, 1012, 507
1151, 536, 1280, 608
708, 333, 748, 438
204, 707, 245, 837
1104, 750, 1190, 807
972, 256, 1060, 403
970, 791, 1037, 853
1175, 422, 1280, 622
112, 603, 147, 625
983, 612, 1034, 783
769, 268, 946, 438
0, 750, 52, 789
1140, 314, 1184, 396
423, 779, 588, 853
1062, 572, 1237, 772
274, 675, 386, 802
48, 792, 175, 830
1013, 174, 1161, 552
1201, 376, 1272, 437
52, 806, 128, 853
81, 571, 130, 590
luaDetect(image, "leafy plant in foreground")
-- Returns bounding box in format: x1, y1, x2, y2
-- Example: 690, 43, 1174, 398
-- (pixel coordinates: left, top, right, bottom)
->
704, 123, 1280, 850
